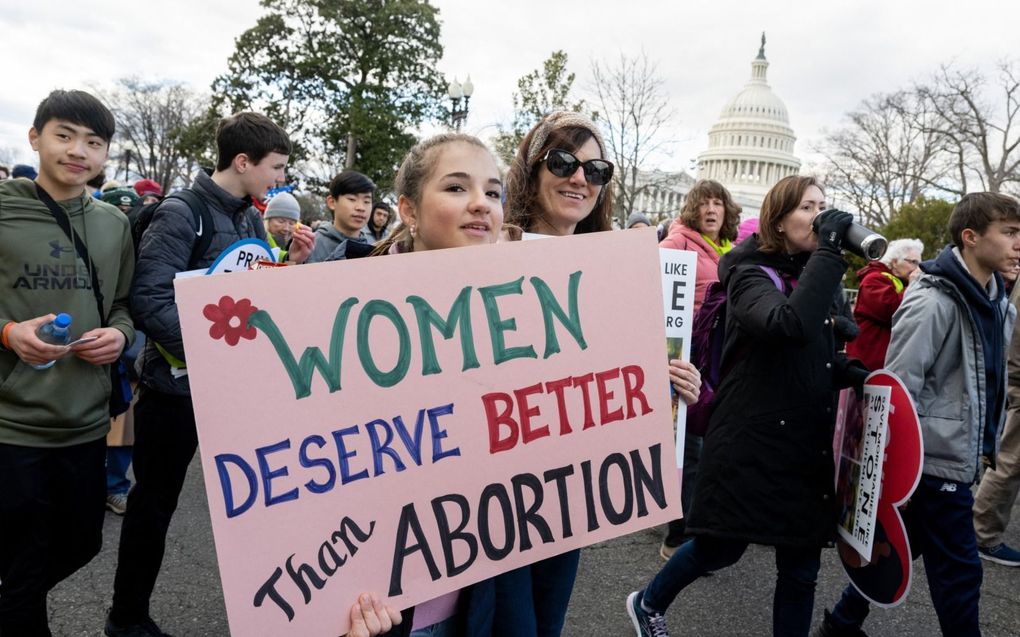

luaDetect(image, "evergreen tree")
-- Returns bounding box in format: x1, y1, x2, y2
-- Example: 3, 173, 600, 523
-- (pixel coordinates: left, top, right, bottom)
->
493, 51, 590, 165
211, 0, 446, 190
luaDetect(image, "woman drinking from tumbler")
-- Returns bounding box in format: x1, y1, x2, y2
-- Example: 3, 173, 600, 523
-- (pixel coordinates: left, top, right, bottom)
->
626, 176, 867, 637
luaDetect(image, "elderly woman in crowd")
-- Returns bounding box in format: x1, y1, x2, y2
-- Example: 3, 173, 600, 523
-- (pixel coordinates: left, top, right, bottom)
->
846, 238, 923, 371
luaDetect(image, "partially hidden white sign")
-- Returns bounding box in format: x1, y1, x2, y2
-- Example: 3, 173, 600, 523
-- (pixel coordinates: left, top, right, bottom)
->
837, 384, 891, 561
658, 248, 697, 477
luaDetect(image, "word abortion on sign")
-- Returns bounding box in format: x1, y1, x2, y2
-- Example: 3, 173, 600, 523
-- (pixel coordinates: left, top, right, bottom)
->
175, 228, 678, 635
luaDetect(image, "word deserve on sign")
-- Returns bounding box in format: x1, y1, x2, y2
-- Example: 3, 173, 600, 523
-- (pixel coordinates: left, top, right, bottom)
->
175, 227, 678, 635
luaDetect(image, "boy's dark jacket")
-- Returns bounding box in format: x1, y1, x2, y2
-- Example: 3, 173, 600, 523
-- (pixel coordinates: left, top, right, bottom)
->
131, 170, 265, 396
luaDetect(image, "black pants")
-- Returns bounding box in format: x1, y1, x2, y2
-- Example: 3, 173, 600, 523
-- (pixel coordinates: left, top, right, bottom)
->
110, 387, 197, 623
0, 438, 106, 637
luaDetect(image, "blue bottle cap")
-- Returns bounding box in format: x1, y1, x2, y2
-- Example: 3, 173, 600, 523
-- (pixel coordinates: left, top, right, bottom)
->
54, 313, 72, 328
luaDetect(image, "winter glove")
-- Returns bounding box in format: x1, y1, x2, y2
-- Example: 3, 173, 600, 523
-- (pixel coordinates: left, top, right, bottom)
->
833, 356, 869, 393
833, 314, 859, 344
813, 209, 854, 251
849, 364, 869, 395
842, 358, 870, 394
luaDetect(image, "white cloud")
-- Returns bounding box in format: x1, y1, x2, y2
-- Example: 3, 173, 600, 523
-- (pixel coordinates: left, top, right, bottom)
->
3, 0, 1016, 177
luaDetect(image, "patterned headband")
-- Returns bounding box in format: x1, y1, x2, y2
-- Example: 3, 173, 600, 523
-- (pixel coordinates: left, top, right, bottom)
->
524, 111, 607, 166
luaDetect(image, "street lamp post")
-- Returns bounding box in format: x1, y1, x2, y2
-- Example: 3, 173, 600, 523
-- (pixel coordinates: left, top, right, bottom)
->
448, 76, 474, 130
122, 148, 133, 182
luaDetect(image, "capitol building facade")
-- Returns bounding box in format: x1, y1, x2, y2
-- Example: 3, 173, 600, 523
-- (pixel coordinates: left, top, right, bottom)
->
696, 35, 801, 217
633, 35, 801, 221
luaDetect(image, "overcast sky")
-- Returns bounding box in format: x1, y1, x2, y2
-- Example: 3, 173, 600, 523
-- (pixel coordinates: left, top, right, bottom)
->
1, 0, 1015, 175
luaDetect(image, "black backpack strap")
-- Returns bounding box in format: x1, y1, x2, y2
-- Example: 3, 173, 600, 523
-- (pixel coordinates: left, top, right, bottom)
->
244, 205, 267, 240
35, 184, 108, 327
164, 189, 214, 270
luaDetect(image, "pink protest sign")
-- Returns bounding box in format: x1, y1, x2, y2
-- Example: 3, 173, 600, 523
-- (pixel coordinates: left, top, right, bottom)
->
175, 228, 678, 635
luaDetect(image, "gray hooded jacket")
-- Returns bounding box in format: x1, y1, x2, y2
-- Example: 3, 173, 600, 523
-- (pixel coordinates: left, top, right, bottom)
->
306, 223, 372, 263
886, 261, 1014, 484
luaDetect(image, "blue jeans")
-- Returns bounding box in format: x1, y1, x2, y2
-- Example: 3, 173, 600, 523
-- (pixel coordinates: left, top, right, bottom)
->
643, 536, 821, 637
480, 549, 580, 636
829, 476, 982, 637
410, 615, 456, 637
106, 445, 133, 495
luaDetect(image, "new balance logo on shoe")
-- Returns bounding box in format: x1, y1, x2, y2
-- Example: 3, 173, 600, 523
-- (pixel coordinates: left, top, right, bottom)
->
978, 543, 1020, 567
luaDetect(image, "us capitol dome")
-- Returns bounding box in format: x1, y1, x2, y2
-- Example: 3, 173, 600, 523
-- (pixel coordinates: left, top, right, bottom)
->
696, 34, 801, 217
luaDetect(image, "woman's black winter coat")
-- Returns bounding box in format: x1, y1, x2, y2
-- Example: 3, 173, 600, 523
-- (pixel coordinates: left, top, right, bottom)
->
686, 236, 866, 548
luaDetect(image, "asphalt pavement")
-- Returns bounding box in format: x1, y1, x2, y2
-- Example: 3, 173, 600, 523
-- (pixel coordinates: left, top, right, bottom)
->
48, 457, 1020, 636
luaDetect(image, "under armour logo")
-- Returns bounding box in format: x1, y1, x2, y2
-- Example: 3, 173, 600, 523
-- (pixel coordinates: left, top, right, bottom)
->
49, 240, 73, 259
939, 482, 957, 493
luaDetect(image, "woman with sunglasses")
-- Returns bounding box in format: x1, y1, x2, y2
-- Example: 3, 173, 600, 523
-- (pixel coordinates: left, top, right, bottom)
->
493, 112, 701, 636
626, 176, 869, 637
504, 111, 614, 236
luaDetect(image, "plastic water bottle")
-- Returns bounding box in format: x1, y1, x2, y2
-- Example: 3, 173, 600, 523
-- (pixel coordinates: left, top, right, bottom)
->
32, 313, 72, 370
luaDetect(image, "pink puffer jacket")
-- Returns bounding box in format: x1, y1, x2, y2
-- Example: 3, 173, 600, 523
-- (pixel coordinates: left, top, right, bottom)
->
659, 221, 721, 314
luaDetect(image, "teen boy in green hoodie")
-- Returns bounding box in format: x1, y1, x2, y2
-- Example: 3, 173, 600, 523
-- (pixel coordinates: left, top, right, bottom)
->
0, 89, 135, 636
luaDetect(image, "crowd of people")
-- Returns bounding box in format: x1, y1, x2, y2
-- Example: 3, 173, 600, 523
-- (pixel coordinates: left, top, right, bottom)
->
1, 88, 1018, 637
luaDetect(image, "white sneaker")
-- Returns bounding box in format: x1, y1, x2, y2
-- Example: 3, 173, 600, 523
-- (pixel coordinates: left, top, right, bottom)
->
106, 493, 128, 515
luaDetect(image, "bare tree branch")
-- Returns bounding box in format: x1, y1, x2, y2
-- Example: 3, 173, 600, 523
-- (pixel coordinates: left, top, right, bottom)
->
813, 90, 955, 226
93, 78, 211, 190
915, 60, 1020, 194
588, 51, 676, 224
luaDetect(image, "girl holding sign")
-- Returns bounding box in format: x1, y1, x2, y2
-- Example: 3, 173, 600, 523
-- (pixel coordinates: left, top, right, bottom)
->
626, 176, 868, 637
498, 112, 701, 635
343, 132, 506, 637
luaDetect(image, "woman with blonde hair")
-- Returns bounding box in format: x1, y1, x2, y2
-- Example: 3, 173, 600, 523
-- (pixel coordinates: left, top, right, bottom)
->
343, 132, 506, 637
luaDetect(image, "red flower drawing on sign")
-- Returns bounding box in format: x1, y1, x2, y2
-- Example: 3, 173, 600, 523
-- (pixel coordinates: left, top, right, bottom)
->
203, 296, 258, 346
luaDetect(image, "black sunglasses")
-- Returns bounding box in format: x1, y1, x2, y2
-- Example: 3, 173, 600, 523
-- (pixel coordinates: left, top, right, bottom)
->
542, 149, 614, 186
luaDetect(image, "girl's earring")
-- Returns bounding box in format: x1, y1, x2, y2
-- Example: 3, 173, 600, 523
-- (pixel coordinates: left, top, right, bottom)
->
410, 224, 417, 238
